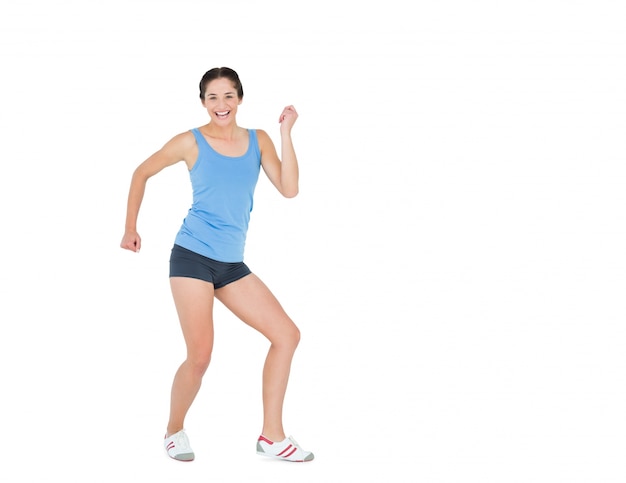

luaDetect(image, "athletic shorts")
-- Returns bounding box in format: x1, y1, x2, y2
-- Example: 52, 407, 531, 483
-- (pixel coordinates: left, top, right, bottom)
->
169, 244, 251, 289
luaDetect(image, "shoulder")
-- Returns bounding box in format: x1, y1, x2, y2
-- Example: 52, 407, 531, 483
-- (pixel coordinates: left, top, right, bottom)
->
254, 129, 273, 148
162, 130, 197, 154
169, 129, 196, 146
155, 130, 198, 167
254, 128, 270, 139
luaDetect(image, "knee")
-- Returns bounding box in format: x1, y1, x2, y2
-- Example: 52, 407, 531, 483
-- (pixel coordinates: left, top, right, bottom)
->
277, 324, 301, 352
292, 326, 301, 347
187, 350, 212, 376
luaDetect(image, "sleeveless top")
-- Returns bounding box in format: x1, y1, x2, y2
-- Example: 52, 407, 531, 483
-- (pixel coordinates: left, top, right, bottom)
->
174, 128, 261, 262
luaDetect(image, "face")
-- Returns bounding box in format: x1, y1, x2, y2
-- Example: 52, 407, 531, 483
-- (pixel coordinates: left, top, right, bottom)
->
201, 77, 242, 123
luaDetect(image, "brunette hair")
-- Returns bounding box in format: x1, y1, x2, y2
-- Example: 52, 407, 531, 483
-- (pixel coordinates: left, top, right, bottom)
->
199, 67, 244, 100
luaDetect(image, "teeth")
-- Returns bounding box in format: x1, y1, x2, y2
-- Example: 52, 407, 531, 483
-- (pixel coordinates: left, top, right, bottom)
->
216, 111, 229, 116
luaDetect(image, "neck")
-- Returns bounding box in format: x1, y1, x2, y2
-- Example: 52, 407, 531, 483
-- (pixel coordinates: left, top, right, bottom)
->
203, 122, 240, 140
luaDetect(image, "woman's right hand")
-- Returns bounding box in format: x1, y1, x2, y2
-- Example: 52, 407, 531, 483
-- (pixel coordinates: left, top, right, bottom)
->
120, 231, 142, 252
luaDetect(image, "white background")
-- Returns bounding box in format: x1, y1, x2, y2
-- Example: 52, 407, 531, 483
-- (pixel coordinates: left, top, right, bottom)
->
1, 1, 625, 482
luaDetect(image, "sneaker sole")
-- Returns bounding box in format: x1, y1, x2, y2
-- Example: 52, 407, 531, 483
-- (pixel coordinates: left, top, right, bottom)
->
256, 450, 314, 462
168, 453, 195, 462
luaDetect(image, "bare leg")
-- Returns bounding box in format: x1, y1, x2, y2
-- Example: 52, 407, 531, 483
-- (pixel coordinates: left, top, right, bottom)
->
167, 277, 215, 436
215, 274, 300, 442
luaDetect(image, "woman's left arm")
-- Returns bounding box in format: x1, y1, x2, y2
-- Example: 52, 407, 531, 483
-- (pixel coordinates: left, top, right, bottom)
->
259, 105, 299, 198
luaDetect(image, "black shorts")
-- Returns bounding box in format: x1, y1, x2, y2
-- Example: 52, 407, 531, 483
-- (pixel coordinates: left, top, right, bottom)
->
169, 244, 251, 289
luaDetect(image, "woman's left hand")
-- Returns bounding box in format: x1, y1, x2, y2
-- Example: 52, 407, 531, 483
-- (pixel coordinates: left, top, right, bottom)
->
279, 105, 298, 133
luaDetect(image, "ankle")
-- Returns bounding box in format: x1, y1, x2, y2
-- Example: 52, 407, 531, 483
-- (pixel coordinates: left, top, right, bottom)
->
166, 426, 183, 438
261, 431, 286, 442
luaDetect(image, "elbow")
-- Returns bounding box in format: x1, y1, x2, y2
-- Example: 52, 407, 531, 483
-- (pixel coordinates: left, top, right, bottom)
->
282, 187, 299, 198
132, 165, 150, 183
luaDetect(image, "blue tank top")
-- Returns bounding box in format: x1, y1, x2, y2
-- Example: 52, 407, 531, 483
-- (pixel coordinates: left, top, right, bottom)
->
174, 128, 261, 262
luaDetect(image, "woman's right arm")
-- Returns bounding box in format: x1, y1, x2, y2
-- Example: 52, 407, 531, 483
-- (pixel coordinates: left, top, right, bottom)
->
120, 131, 195, 252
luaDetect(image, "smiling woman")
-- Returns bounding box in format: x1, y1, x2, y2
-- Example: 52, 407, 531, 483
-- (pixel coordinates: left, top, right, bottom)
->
120, 66, 313, 463
201, 68, 244, 125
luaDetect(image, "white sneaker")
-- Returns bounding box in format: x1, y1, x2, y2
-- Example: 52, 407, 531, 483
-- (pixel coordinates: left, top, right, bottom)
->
164, 429, 195, 461
256, 435, 314, 462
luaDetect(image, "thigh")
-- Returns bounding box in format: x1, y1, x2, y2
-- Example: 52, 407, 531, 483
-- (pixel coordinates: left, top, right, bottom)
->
169, 244, 216, 284
215, 274, 299, 343
170, 276, 216, 354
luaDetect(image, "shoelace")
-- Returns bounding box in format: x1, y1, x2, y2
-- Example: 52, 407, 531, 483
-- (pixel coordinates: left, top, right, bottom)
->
287, 436, 302, 449
174, 432, 190, 450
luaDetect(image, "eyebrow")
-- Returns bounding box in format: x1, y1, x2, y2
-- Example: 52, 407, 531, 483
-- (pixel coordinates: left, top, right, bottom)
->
206, 91, 236, 96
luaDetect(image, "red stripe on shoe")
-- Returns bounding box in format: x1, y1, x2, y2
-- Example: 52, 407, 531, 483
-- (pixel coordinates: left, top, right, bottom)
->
277, 444, 293, 456
283, 447, 297, 458
258, 435, 273, 445
167, 442, 175, 450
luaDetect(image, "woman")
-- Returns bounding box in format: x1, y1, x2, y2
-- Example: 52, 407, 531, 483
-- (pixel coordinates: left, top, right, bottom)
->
120, 67, 313, 463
